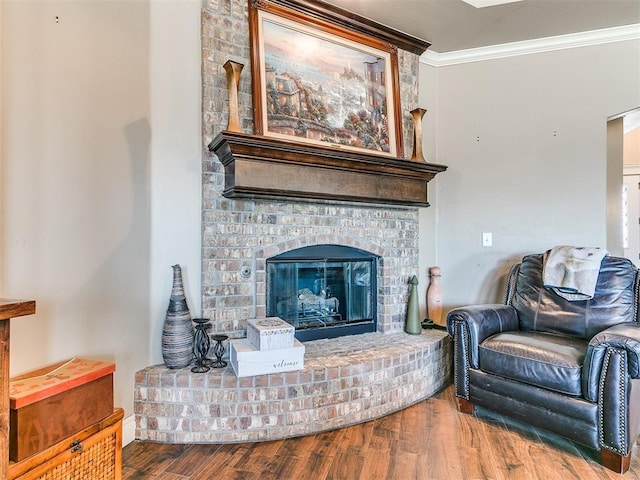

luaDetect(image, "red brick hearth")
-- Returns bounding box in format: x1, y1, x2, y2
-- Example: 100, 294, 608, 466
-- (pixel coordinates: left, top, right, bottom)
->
134, 331, 450, 443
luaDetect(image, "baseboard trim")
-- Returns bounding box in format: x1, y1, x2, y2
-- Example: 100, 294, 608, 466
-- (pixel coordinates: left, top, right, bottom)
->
624, 164, 640, 176
123, 414, 136, 446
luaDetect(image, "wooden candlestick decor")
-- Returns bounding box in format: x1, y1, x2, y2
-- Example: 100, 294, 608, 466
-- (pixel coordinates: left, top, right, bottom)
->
410, 107, 427, 162
223, 60, 244, 133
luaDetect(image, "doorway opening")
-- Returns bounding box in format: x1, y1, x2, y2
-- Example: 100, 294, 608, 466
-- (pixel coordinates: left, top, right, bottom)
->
614, 109, 640, 266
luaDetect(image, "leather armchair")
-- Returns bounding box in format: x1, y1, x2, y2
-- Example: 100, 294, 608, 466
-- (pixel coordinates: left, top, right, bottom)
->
447, 253, 640, 473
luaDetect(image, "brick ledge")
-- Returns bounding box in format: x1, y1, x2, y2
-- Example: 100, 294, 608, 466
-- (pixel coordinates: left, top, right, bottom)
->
134, 331, 451, 443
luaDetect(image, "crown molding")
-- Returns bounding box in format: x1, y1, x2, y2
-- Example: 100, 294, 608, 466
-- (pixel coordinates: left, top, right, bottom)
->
421, 23, 640, 67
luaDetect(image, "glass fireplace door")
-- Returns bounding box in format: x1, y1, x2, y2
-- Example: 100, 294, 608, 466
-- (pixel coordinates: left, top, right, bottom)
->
266, 245, 377, 341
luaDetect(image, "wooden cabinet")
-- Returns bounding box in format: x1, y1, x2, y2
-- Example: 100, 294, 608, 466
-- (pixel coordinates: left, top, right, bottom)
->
0, 300, 123, 480
0, 300, 37, 478
9, 359, 116, 462
8, 408, 123, 480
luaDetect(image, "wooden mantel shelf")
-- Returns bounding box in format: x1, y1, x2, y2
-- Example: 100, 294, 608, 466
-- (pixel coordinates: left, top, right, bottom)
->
209, 131, 447, 207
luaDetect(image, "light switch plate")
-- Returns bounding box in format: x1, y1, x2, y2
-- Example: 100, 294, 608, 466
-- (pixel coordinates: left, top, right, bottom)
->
482, 232, 492, 247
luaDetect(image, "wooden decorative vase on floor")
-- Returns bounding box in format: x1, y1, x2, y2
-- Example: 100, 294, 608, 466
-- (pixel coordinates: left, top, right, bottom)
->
161, 264, 194, 369
427, 266, 443, 326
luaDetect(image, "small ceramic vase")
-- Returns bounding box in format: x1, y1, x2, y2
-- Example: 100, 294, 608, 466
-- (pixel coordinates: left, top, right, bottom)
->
405, 275, 421, 335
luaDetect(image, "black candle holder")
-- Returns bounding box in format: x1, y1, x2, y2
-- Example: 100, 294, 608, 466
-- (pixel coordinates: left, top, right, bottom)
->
211, 334, 228, 368
191, 318, 211, 373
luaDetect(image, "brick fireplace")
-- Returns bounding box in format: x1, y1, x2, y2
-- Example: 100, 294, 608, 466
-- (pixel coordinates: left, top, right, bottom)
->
133, 0, 451, 444
202, 200, 422, 339
202, 0, 425, 340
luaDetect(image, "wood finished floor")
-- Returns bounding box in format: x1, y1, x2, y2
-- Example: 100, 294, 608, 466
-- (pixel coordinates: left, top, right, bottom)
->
123, 385, 640, 479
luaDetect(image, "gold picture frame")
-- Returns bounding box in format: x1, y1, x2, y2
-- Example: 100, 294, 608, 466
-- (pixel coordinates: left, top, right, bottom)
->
249, 0, 404, 157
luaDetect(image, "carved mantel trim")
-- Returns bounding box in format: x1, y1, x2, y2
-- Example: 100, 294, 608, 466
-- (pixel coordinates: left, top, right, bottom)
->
209, 131, 447, 207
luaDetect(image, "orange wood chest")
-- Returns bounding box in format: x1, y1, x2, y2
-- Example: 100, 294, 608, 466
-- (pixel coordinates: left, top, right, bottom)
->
9, 358, 115, 462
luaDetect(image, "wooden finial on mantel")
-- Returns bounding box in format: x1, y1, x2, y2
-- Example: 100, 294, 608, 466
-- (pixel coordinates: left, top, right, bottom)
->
223, 60, 244, 133
410, 107, 427, 162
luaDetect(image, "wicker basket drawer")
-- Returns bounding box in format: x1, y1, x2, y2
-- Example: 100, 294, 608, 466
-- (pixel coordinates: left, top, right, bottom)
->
9, 408, 123, 480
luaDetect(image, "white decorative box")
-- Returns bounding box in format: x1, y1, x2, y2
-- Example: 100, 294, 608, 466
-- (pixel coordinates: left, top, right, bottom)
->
229, 338, 305, 377
246, 317, 295, 351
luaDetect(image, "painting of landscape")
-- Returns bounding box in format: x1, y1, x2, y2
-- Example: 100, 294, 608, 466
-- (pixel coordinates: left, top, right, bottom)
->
259, 15, 397, 155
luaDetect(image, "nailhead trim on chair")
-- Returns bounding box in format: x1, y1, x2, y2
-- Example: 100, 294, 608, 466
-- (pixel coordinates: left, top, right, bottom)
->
618, 349, 628, 453
453, 319, 471, 400
634, 270, 640, 322
598, 347, 628, 455
503, 263, 520, 305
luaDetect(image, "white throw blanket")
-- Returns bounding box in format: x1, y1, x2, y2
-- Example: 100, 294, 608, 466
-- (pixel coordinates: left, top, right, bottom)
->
542, 246, 609, 301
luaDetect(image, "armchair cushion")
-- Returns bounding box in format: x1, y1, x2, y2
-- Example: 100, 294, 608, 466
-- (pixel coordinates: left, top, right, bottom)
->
480, 331, 588, 396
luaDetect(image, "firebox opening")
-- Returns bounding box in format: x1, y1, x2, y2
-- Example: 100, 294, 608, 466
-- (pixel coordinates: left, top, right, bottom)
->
266, 244, 378, 342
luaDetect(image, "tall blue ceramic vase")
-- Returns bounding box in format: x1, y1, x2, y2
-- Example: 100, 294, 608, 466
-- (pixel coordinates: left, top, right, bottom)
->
161, 264, 194, 369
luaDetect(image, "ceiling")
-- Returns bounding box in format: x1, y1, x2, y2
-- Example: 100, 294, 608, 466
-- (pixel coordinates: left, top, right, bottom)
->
324, 0, 640, 53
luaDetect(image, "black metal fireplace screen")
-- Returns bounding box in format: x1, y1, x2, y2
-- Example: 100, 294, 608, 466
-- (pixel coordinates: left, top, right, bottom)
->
266, 245, 378, 341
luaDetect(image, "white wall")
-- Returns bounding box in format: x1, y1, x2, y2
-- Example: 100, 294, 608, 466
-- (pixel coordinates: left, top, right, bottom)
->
148, 0, 202, 366
421, 39, 640, 311
0, 0, 201, 428
417, 66, 440, 321
608, 116, 625, 254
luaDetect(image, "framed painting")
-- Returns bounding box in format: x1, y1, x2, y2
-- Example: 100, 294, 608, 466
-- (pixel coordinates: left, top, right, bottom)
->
248, 0, 404, 157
